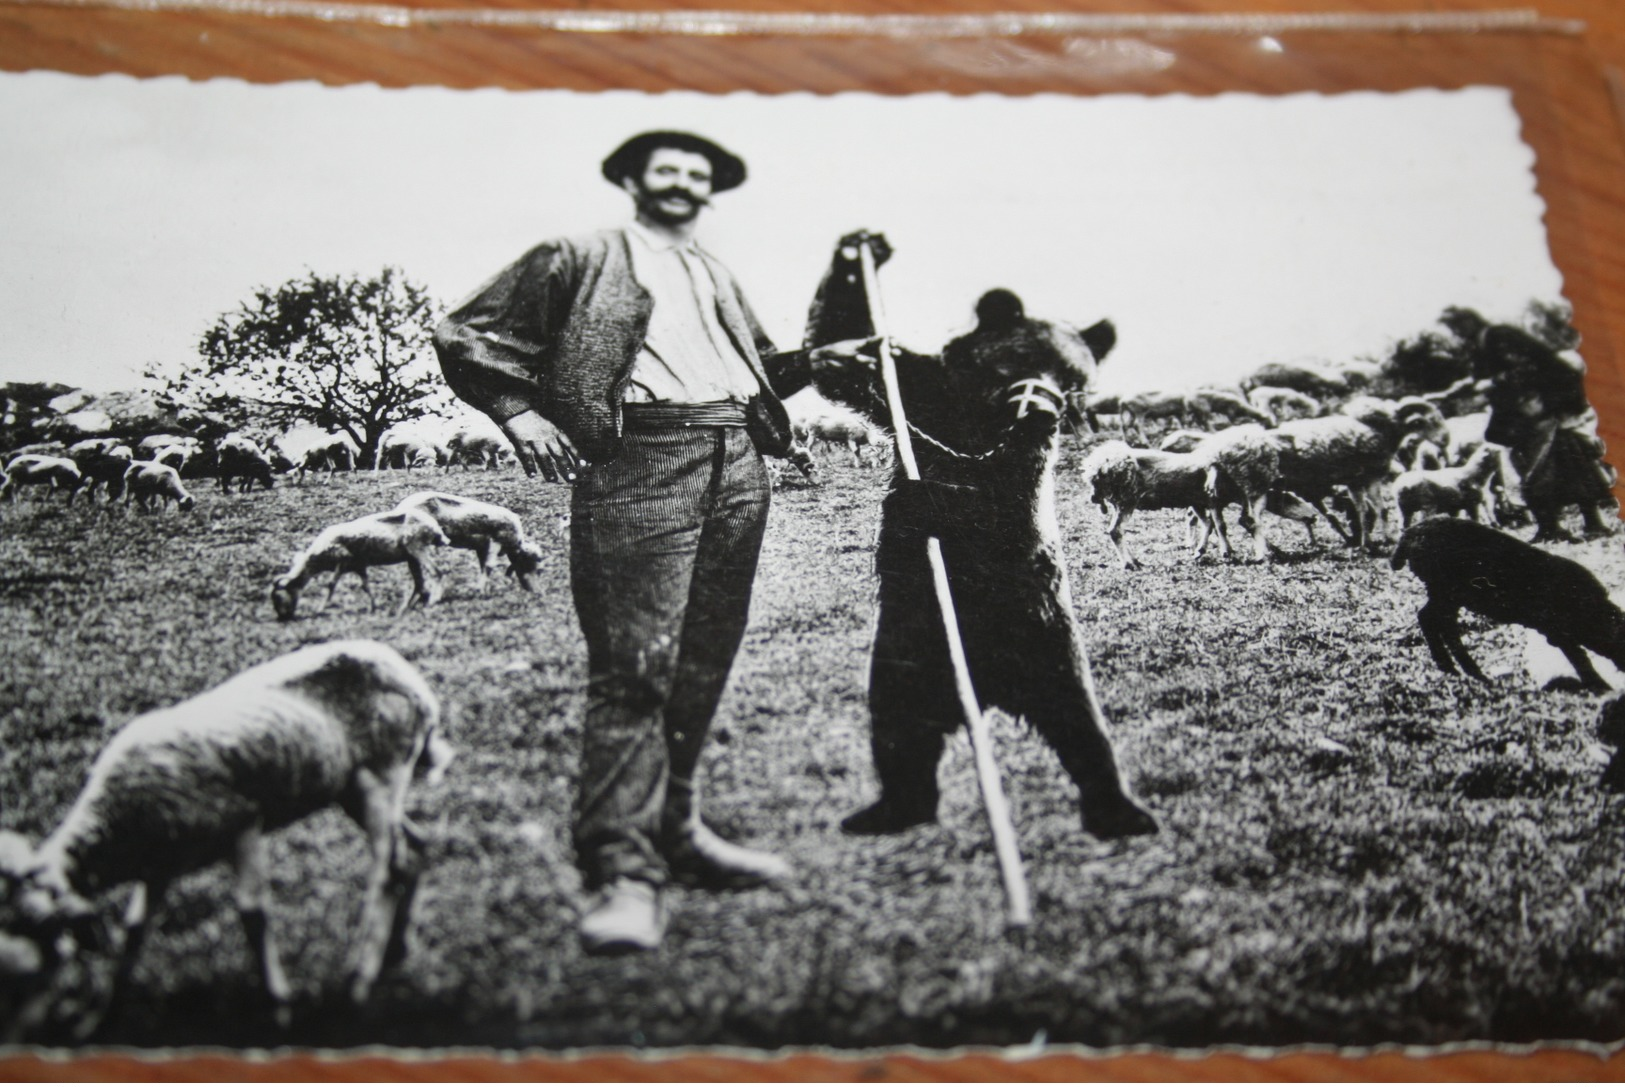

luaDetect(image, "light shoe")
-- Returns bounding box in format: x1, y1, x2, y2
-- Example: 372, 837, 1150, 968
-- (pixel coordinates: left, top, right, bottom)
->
578, 878, 664, 954
666, 821, 790, 890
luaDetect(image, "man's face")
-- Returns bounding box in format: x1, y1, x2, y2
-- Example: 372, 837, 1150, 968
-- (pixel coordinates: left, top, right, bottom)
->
624, 147, 714, 226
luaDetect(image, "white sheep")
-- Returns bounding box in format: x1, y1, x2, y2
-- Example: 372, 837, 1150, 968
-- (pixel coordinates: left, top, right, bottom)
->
0, 455, 82, 503
0, 640, 451, 1038
1267, 397, 1447, 552
445, 429, 514, 470
1248, 385, 1322, 423
377, 433, 447, 472
153, 443, 198, 474
134, 434, 193, 462
1192, 387, 1274, 427
1157, 429, 1208, 454
1118, 390, 1207, 441
392, 491, 547, 591
1442, 411, 1492, 462
1080, 429, 1276, 568
122, 461, 196, 512
1393, 446, 1506, 528
296, 434, 360, 483
270, 509, 450, 621
1395, 431, 1445, 472
799, 413, 887, 468
1192, 424, 1282, 562
216, 434, 276, 494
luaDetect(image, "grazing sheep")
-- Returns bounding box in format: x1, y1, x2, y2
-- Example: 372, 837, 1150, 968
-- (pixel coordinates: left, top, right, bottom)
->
377, 433, 447, 472
1393, 447, 1504, 528
270, 510, 450, 621
765, 441, 822, 488
65, 440, 133, 504
0, 455, 82, 503
122, 461, 196, 512
392, 491, 547, 591
153, 442, 199, 474
133, 432, 195, 461
1337, 361, 1382, 390
0, 640, 452, 1036
296, 434, 360, 483
1391, 518, 1625, 691
1082, 441, 1212, 568
801, 413, 887, 467
217, 435, 276, 494
444, 429, 513, 470
1248, 385, 1322, 423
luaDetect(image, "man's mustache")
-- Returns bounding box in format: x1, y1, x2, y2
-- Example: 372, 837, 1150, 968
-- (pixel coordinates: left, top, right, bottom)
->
643, 187, 712, 209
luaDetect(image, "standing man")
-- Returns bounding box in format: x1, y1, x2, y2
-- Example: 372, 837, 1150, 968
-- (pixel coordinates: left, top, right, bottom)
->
1440, 306, 1618, 541
435, 131, 857, 953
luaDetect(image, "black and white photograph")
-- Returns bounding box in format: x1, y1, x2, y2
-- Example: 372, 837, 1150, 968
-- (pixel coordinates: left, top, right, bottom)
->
1, 72, 1623, 1053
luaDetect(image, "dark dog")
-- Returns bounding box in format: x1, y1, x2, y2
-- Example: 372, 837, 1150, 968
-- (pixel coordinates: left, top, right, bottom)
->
788, 231, 1156, 841
1391, 517, 1625, 692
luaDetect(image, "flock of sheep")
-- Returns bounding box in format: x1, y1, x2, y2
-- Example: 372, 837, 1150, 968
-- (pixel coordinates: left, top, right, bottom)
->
1074, 359, 1625, 763
1075, 360, 1527, 568
0, 417, 529, 514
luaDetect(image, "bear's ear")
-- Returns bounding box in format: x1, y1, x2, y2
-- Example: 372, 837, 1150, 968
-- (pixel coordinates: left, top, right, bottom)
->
974, 289, 1025, 331
1081, 318, 1117, 363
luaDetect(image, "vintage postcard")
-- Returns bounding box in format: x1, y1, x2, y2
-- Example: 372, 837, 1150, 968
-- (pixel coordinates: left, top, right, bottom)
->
0, 72, 1621, 1055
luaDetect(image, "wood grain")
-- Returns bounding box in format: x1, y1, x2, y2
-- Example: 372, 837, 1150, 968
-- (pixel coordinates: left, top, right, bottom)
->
4, 0, 1625, 1078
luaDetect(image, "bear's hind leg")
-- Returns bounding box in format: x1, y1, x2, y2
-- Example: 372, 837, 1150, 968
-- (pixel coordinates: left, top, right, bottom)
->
997, 632, 1158, 841
842, 614, 958, 836
840, 713, 949, 836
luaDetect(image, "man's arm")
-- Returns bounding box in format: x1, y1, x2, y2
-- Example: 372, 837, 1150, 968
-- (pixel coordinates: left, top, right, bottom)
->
724, 285, 882, 401
433, 241, 584, 481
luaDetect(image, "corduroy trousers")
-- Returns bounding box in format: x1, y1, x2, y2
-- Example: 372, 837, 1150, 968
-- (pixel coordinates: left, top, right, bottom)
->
568, 425, 770, 889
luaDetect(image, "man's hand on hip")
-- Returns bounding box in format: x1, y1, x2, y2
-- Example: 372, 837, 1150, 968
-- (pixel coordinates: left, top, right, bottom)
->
502, 410, 583, 484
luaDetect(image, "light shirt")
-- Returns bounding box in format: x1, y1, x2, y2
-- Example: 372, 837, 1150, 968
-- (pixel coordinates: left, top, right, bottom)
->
622, 221, 761, 404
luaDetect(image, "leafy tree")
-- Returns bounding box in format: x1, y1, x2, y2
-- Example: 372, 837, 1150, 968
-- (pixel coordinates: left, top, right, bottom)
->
147, 267, 453, 462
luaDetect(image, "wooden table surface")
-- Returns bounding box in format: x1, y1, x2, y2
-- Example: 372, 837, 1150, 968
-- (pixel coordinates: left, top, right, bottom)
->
5, 0, 1625, 1079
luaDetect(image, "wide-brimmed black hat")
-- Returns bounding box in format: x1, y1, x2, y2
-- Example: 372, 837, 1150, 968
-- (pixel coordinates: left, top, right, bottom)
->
601, 131, 747, 193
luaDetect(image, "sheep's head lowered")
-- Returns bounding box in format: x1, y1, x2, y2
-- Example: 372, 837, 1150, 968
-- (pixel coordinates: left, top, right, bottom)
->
508, 541, 547, 591
269, 577, 301, 622
0, 832, 96, 943
0, 830, 100, 1041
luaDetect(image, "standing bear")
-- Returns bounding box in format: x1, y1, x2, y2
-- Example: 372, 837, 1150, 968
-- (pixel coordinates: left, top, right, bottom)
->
769, 232, 1158, 840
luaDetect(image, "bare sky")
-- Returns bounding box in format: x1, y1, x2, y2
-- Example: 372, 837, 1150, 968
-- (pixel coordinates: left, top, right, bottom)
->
0, 73, 1565, 395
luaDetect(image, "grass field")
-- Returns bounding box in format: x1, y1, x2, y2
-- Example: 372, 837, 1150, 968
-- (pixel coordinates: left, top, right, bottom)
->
3, 440, 1625, 1052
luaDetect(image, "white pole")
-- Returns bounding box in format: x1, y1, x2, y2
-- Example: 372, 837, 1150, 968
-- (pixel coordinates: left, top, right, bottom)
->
857, 241, 1032, 930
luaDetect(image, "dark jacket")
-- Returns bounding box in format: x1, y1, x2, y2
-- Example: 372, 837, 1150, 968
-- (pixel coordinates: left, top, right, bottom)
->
434, 228, 806, 462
